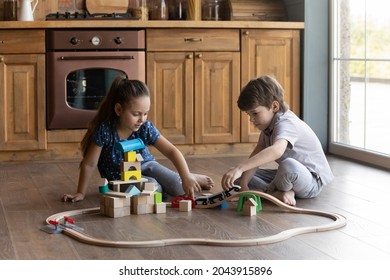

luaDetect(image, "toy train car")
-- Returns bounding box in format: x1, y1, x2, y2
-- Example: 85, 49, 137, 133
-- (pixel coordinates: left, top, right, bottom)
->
195, 185, 241, 208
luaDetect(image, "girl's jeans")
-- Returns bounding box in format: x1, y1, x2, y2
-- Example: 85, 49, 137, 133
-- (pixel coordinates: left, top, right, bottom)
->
141, 160, 185, 198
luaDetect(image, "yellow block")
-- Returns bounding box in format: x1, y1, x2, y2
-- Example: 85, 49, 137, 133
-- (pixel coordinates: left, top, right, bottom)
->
121, 170, 142, 181
124, 151, 137, 162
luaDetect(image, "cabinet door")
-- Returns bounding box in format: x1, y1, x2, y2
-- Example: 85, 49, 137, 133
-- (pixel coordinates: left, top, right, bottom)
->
0, 54, 46, 151
147, 52, 194, 144
194, 52, 241, 144
241, 29, 300, 142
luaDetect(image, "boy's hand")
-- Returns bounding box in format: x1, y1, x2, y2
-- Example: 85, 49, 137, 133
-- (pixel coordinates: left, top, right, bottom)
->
221, 166, 243, 191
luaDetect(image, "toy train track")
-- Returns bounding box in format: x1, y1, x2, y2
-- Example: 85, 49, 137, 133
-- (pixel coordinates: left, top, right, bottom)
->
45, 190, 347, 248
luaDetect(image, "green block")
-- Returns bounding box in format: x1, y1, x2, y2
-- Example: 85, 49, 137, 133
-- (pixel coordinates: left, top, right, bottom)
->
154, 192, 162, 204
236, 193, 262, 212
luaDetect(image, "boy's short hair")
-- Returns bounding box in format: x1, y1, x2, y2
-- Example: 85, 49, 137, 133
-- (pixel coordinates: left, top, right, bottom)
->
237, 75, 289, 113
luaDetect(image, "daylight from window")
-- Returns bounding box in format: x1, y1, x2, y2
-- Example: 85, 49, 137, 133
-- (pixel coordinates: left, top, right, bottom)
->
332, 0, 390, 158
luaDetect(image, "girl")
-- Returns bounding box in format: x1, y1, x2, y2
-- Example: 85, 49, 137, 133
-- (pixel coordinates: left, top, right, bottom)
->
221, 75, 333, 206
63, 76, 214, 202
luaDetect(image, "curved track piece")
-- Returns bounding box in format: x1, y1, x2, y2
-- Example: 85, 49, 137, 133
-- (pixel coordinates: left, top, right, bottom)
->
45, 191, 347, 248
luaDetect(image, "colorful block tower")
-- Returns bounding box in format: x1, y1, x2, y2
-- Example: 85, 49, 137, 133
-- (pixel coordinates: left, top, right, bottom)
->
99, 138, 166, 218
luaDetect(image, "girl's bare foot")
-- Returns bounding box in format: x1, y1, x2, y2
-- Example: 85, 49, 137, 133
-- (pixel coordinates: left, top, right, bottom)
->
193, 174, 214, 190
271, 190, 296, 206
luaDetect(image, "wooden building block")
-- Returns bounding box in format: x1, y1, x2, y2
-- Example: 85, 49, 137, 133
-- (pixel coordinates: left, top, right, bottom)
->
144, 182, 158, 192
110, 178, 148, 192
132, 204, 153, 215
242, 198, 258, 216
154, 192, 162, 204
107, 206, 131, 218
121, 170, 142, 181
179, 200, 192, 212
242, 205, 257, 216
105, 191, 132, 198
98, 178, 108, 187
154, 202, 166, 214
125, 185, 141, 196
136, 153, 144, 161
105, 196, 124, 208
132, 195, 149, 206
124, 151, 137, 162
121, 161, 141, 172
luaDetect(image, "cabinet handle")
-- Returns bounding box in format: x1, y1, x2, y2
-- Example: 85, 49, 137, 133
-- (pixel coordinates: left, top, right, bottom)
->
196, 53, 202, 59
186, 54, 193, 59
184, 38, 202, 42
0, 57, 4, 63
243, 31, 249, 36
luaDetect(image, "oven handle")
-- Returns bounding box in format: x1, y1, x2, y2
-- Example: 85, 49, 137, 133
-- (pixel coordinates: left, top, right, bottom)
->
58, 56, 135, 61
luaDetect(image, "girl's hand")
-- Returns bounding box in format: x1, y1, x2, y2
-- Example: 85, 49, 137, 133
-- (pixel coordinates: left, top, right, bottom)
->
62, 192, 85, 202
182, 174, 202, 198
221, 166, 243, 191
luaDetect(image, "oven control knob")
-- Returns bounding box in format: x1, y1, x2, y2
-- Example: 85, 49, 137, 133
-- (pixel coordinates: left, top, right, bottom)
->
114, 37, 123, 45
70, 37, 81, 46
91, 36, 102, 46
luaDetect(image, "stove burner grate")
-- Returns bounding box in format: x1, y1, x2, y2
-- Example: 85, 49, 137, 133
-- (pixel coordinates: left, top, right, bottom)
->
46, 12, 139, 21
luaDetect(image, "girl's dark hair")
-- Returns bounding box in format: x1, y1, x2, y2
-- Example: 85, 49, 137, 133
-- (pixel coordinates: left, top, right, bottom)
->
80, 76, 150, 156
237, 75, 289, 112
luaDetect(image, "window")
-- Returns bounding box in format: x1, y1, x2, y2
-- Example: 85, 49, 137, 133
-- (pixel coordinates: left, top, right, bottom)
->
330, 0, 390, 168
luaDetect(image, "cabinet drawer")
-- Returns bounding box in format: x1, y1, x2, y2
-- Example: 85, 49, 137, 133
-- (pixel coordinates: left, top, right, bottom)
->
0, 30, 45, 54
147, 29, 239, 51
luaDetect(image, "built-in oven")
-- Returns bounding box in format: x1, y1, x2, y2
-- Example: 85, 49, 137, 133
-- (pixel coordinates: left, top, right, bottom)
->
46, 27, 145, 129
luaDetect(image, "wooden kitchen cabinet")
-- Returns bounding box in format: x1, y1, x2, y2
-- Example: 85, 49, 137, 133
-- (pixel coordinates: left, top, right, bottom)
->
0, 30, 46, 151
241, 29, 301, 142
147, 29, 240, 144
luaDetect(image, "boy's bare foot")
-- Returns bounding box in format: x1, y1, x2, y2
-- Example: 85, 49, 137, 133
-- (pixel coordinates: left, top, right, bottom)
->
271, 190, 296, 206
193, 174, 214, 190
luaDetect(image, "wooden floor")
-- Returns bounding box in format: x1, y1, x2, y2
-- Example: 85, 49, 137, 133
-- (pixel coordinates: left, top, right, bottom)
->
0, 154, 389, 260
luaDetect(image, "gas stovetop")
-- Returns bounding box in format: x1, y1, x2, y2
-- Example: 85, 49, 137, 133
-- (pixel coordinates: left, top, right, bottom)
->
46, 12, 139, 21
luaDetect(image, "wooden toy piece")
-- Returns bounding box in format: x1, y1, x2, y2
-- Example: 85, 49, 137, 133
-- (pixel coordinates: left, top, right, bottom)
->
98, 178, 109, 193
105, 190, 132, 198
179, 200, 192, 212
110, 177, 148, 192
121, 170, 142, 181
171, 195, 195, 208
136, 153, 144, 162
236, 193, 262, 212
154, 202, 166, 214
100, 195, 131, 218
99, 178, 109, 187
125, 185, 141, 196
124, 151, 137, 162
115, 138, 145, 153
144, 182, 158, 192
121, 161, 141, 172
107, 206, 131, 218
154, 192, 162, 204
131, 192, 154, 214
242, 198, 258, 216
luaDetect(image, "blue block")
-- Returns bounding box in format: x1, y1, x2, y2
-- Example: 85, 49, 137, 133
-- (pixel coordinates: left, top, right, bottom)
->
115, 138, 145, 153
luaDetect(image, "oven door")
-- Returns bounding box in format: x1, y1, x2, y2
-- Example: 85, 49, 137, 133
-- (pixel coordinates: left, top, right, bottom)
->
46, 51, 145, 129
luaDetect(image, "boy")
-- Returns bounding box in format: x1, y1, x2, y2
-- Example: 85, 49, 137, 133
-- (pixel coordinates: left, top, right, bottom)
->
221, 75, 333, 205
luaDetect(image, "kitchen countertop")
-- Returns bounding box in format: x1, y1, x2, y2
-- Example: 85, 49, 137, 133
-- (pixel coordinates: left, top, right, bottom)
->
0, 20, 304, 29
